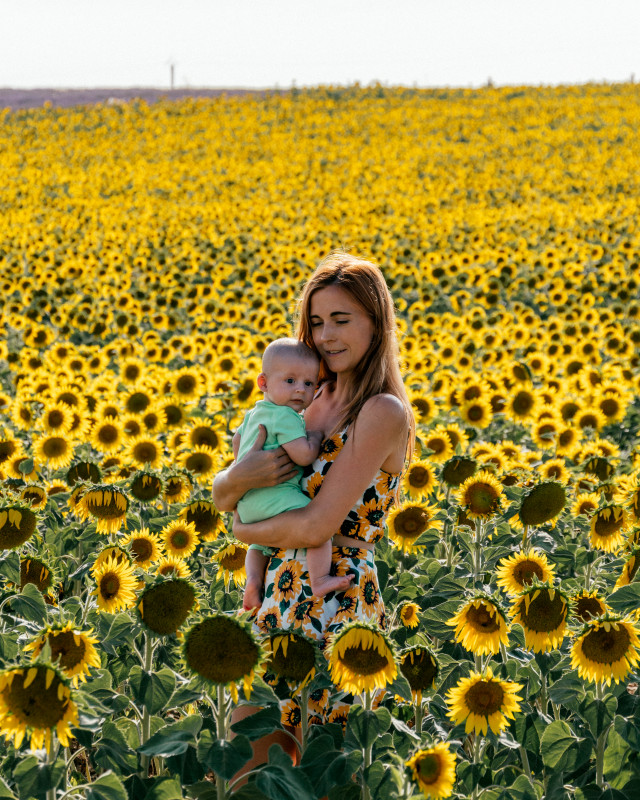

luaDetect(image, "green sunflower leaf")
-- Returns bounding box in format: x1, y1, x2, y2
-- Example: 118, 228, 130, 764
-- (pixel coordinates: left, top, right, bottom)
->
196, 731, 252, 780
138, 715, 202, 757
8, 582, 47, 625
606, 583, 640, 615
129, 666, 176, 715
84, 771, 128, 800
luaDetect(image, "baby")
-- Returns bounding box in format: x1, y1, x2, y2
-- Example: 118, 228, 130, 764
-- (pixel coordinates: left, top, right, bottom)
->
233, 338, 352, 610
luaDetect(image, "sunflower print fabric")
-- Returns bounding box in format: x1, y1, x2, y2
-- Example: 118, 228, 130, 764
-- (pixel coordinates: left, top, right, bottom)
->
254, 427, 400, 724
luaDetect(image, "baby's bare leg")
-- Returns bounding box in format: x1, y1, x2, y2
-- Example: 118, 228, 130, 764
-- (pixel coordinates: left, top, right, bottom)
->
307, 540, 353, 597
244, 547, 268, 610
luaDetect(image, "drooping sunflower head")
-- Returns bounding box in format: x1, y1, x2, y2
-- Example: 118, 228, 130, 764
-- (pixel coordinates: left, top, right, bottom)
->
161, 519, 199, 559
406, 742, 457, 800
266, 629, 318, 690
20, 485, 48, 511
0, 504, 38, 550
387, 502, 442, 553
66, 461, 102, 487
81, 485, 129, 534
327, 621, 397, 696
495, 549, 555, 596
183, 614, 264, 699
457, 470, 503, 520
129, 471, 163, 503
0, 664, 79, 749
571, 590, 609, 623
447, 594, 510, 656
163, 472, 193, 505
399, 601, 421, 629
138, 578, 197, 636
24, 623, 101, 685
571, 615, 640, 686
518, 480, 566, 528
446, 667, 523, 736
181, 500, 226, 542
20, 556, 55, 594
510, 583, 569, 653
440, 456, 477, 488
614, 547, 640, 590
400, 646, 439, 698
589, 504, 629, 552
213, 541, 248, 587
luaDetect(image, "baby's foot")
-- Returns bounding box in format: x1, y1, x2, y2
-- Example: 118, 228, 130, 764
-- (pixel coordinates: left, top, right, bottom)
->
311, 574, 354, 598
243, 578, 263, 611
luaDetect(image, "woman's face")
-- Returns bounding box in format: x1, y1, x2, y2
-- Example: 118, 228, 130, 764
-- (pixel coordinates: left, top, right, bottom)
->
309, 285, 374, 377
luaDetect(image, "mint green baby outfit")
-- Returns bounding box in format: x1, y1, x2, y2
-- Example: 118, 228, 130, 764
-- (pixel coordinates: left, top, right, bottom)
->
236, 400, 311, 524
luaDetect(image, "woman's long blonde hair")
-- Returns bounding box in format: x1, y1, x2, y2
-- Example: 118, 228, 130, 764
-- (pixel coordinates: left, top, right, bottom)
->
296, 252, 415, 461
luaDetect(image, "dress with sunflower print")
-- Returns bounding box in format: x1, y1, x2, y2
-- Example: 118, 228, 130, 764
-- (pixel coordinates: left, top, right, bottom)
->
254, 426, 400, 726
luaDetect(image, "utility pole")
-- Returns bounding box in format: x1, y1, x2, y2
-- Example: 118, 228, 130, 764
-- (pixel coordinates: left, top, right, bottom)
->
170, 63, 175, 90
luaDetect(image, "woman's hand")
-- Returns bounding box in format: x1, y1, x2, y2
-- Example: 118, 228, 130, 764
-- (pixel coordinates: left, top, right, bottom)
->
212, 425, 298, 511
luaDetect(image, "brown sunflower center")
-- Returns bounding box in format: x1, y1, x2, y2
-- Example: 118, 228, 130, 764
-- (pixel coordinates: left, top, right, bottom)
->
269, 636, 316, 682
220, 548, 246, 571
100, 573, 121, 598
170, 530, 190, 549
4, 668, 70, 727
400, 649, 438, 691
426, 437, 447, 455
417, 752, 442, 784
0, 441, 18, 462
131, 538, 154, 562
165, 478, 186, 497
394, 507, 429, 539
574, 596, 605, 622
98, 424, 119, 444
519, 590, 566, 633
512, 391, 535, 415
467, 604, 500, 632
126, 392, 151, 413
408, 467, 430, 488
190, 426, 220, 448
47, 410, 66, 428
176, 375, 197, 394
184, 503, 219, 536
185, 452, 214, 473
42, 437, 69, 457
466, 679, 505, 714
20, 558, 52, 591
85, 491, 127, 519
132, 442, 159, 463
185, 617, 259, 682
512, 559, 544, 586
48, 631, 87, 669
339, 646, 390, 676
465, 483, 500, 515
581, 625, 631, 664
594, 509, 625, 537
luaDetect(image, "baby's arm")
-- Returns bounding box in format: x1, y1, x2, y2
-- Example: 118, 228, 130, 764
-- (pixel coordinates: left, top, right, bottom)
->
281, 430, 323, 466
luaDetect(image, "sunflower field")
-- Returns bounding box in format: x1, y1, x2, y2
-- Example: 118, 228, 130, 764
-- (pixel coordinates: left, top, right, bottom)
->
1, 82, 640, 800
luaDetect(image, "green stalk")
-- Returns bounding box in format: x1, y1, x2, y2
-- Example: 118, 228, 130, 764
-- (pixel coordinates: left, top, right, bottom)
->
519, 745, 534, 787
139, 632, 155, 778
362, 690, 373, 800
299, 683, 310, 754
521, 524, 530, 549
539, 673, 548, 717
46, 732, 59, 800
595, 682, 610, 789
217, 684, 228, 800
471, 735, 482, 800
414, 693, 424, 736
473, 520, 483, 586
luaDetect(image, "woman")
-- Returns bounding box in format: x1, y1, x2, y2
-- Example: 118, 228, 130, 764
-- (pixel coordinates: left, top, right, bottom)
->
212, 252, 414, 748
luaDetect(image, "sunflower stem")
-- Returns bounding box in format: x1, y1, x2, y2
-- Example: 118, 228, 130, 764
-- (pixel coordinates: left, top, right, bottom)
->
414, 694, 424, 735
521, 525, 529, 549
216, 684, 228, 800
300, 683, 310, 754
519, 745, 534, 787
585, 560, 593, 591
362, 690, 373, 800
46, 732, 60, 800
471, 735, 482, 800
139, 632, 156, 778
539, 674, 548, 717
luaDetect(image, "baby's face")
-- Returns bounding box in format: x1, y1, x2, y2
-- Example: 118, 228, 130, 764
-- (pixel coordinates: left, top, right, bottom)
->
261, 355, 319, 411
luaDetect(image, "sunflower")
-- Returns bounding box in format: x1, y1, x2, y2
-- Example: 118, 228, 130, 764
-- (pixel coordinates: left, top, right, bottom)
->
459, 396, 493, 429
457, 470, 503, 520
90, 418, 125, 454
614, 548, 640, 590
400, 647, 439, 699
572, 492, 599, 518
20, 556, 54, 594
505, 386, 540, 423
129, 471, 163, 503
181, 500, 226, 541
33, 433, 76, 470
183, 614, 264, 701
387, 502, 442, 553
0, 664, 79, 750
163, 472, 192, 504
24, 623, 101, 685
400, 602, 420, 629
571, 615, 640, 686
266, 630, 317, 691
510, 584, 569, 652
590, 504, 629, 552
0, 505, 38, 550
66, 461, 102, 486
126, 434, 165, 470
120, 528, 163, 568
495, 550, 555, 596
185, 420, 226, 452
161, 519, 199, 559
539, 458, 570, 484
447, 596, 510, 655
155, 555, 190, 579
92, 555, 138, 613
403, 460, 437, 500
328, 621, 397, 695
173, 367, 205, 400
440, 456, 477, 488
446, 667, 523, 735
422, 426, 454, 463
571, 590, 609, 622
518, 481, 566, 527
213, 541, 248, 587
81, 486, 129, 534
138, 578, 197, 636
179, 445, 219, 480
406, 742, 457, 800
38, 402, 74, 435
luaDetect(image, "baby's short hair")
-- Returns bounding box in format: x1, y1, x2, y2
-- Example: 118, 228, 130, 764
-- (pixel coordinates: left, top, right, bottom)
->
261, 337, 319, 374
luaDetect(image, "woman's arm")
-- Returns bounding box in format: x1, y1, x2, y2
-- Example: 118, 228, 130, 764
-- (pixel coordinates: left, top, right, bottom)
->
232, 394, 408, 547
212, 425, 299, 511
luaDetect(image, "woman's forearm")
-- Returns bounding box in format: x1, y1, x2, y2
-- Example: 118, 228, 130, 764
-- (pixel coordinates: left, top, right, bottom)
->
211, 466, 248, 512
233, 505, 336, 549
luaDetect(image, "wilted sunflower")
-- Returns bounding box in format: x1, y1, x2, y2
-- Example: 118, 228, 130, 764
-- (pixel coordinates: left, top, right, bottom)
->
614, 547, 640, 590
163, 472, 192, 504
446, 667, 523, 735
495, 550, 555, 596
120, 528, 163, 568
184, 614, 264, 701
20, 556, 54, 594
213, 541, 248, 586
440, 456, 477, 488
400, 647, 439, 699
406, 742, 457, 800
81, 485, 129, 534
126, 434, 165, 470
266, 629, 317, 691
0, 505, 38, 549
0, 664, 79, 750
457, 470, 503, 520
571, 615, 640, 686
447, 595, 510, 655
66, 461, 102, 486
328, 621, 397, 695
590, 504, 629, 552
571, 590, 609, 622
129, 471, 163, 503
33, 432, 75, 470
161, 519, 199, 559
92, 554, 137, 613
138, 578, 197, 636
403, 460, 437, 500
387, 502, 442, 553
24, 623, 101, 685
400, 602, 420, 629
510, 584, 569, 652
518, 481, 566, 527
181, 500, 226, 541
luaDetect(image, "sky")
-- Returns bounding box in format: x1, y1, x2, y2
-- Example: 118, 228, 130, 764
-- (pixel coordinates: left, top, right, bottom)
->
2, 0, 639, 89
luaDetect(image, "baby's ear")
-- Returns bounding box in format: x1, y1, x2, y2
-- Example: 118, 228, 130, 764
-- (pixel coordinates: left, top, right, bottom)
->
256, 373, 268, 391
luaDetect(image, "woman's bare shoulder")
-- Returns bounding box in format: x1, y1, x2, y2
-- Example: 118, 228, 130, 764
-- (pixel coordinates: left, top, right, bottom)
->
357, 393, 408, 433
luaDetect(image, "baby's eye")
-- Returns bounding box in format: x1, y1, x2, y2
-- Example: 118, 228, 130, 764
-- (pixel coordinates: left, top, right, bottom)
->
304, 381, 313, 387
286, 378, 294, 383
